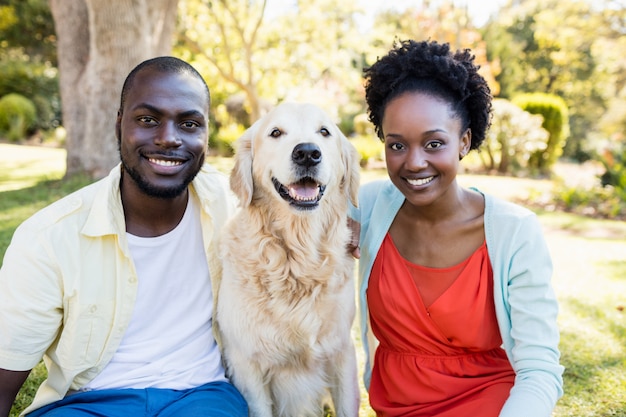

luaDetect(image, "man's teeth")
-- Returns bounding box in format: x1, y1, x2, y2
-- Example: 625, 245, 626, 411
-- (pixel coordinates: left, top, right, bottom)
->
407, 176, 434, 186
149, 158, 182, 167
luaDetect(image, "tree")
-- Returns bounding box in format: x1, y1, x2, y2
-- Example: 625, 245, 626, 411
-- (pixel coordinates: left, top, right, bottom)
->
481, 98, 548, 175
177, 0, 268, 124
49, 0, 178, 178
484, 0, 622, 161
367, 2, 501, 95
176, 0, 364, 126
0, 0, 60, 132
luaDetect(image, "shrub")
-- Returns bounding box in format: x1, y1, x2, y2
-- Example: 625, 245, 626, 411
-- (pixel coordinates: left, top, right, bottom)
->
550, 143, 626, 220
338, 114, 355, 137
350, 134, 383, 167
481, 98, 549, 175
0, 59, 60, 130
353, 113, 374, 136
599, 143, 626, 204
513, 93, 569, 175
552, 181, 625, 220
211, 123, 246, 156
0, 93, 37, 141
31, 94, 58, 130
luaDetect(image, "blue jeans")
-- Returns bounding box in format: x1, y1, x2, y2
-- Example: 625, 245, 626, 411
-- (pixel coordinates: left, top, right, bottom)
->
26, 380, 248, 417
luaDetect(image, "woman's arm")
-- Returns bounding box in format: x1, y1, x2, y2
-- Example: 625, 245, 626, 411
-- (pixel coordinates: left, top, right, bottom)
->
499, 214, 564, 417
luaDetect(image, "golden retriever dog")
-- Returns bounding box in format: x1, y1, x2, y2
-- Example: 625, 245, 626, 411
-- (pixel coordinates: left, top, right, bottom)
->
217, 102, 361, 417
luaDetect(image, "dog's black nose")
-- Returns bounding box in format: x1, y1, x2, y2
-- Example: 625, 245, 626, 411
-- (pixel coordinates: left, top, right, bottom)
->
292, 143, 322, 167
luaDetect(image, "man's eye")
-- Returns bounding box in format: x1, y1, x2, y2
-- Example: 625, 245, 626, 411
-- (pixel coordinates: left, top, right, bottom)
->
270, 128, 282, 138
138, 116, 157, 125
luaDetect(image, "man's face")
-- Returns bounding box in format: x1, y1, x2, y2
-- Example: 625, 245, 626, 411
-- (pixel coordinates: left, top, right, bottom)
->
116, 68, 209, 199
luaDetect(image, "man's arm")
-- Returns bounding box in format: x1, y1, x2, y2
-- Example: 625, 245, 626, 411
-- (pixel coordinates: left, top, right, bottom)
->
0, 368, 30, 417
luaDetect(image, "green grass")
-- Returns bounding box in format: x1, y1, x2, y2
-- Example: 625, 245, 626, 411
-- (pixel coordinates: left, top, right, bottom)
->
0, 143, 66, 193
2, 144, 625, 416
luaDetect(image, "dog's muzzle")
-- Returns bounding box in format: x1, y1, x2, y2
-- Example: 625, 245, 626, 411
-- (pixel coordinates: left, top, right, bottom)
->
272, 177, 326, 210
271, 143, 327, 210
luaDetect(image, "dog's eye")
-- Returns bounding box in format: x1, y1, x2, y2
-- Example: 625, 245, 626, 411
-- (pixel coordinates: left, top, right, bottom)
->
319, 127, 331, 137
269, 128, 282, 138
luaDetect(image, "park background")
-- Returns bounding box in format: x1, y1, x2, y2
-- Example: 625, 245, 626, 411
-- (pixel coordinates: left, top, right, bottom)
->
0, 0, 625, 415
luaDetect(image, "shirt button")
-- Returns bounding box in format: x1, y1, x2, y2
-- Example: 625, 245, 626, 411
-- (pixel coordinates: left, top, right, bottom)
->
89, 305, 97, 313
128, 276, 137, 283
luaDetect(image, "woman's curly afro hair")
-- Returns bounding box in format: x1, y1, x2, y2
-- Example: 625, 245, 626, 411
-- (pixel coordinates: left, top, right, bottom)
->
364, 39, 492, 151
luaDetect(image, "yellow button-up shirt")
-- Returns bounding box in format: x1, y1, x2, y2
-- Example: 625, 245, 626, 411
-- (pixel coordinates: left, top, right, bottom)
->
0, 163, 236, 415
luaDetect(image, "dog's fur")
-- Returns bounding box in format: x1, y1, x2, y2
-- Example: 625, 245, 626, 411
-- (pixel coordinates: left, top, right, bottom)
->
217, 102, 361, 417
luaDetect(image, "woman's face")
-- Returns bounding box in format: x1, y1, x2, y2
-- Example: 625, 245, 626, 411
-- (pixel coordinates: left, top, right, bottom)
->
382, 91, 470, 208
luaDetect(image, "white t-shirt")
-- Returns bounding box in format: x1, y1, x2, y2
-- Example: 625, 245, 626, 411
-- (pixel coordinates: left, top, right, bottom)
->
84, 194, 226, 390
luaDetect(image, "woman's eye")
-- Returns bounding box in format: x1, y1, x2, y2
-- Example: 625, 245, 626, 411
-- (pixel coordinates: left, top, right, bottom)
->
181, 121, 199, 129
319, 127, 330, 137
426, 141, 443, 149
389, 142, 404, 151
270, 128, 282, 138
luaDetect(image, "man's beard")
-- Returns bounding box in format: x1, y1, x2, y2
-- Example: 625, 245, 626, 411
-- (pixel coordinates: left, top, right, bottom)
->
120, 153, 205, 199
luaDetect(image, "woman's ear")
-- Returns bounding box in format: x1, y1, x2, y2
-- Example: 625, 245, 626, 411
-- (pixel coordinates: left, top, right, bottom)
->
459, 128, 471, 160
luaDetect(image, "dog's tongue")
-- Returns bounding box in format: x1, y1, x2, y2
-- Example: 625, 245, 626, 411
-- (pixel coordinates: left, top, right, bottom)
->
288, 182, 319, 199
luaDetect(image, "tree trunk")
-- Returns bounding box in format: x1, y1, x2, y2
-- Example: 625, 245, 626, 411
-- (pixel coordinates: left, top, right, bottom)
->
49, 0, 179, 179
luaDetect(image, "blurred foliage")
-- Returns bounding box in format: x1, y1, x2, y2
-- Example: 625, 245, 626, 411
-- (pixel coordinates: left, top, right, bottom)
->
0, 58, 60, 130
552, 181, 625, 220
0, 0, 56, 64
350, 134, 384, 168
599, 142, 626, 203
481, 98, 548, 175
369, 3, 501, 95
0, 0, 59, 139
0, 93, 37, 141
550, 141, 626, 220
176, 0, 365, 130
513, 92, 569, 175
353, 113, 374, 137
2, 0, 625, 173
484, 0, 626, 162
212, 123, 246, 157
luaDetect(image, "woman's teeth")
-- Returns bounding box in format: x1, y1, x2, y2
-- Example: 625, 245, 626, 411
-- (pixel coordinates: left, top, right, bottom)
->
407, 176, 434, 186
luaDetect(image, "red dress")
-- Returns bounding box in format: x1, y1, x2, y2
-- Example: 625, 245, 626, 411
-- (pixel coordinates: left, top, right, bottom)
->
366, 233, 515, 417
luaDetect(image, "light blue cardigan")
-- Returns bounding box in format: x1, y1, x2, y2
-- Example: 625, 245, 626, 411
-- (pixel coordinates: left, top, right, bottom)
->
355, 179, 564, 417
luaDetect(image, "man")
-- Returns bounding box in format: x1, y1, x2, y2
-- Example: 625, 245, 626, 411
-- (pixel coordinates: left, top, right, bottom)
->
0, 57, 248, 417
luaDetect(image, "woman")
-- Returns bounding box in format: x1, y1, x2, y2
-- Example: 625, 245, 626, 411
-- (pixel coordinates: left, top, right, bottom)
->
356, 39, 564, 417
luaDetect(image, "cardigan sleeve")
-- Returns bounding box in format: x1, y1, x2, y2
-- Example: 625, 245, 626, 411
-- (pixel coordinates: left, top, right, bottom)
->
497, 211, 564, 417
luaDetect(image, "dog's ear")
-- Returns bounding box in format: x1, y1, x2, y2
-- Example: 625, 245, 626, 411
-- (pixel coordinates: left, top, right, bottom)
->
340, 131, 361, 208
230, 125, 256, 207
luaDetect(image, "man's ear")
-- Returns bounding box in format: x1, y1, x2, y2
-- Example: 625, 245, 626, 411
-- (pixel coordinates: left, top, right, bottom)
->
115, 111, 122, 143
